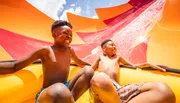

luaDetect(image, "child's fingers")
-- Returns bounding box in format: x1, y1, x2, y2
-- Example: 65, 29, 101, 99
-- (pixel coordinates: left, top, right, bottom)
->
159, 68, 166, 72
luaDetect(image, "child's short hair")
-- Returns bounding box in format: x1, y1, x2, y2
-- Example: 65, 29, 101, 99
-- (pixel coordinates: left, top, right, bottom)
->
51, 20, 72, 33
101, 39, 112, 48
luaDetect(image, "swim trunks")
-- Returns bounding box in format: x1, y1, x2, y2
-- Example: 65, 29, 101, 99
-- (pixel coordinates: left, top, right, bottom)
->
36, 81, 70, 103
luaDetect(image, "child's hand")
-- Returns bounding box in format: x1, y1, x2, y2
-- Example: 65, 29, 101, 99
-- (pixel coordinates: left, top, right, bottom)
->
135, 63, 166, 72
153, 65, 166, 72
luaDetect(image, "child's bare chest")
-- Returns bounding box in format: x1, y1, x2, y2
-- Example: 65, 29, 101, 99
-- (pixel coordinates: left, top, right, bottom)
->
53, 51, 71, 63
46, 47, 71, 64
99, 57, 119, 70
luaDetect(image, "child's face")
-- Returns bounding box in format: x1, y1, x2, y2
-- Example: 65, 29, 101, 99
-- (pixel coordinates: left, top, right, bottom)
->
103, 41, 117, 56
52, 25, 72, 46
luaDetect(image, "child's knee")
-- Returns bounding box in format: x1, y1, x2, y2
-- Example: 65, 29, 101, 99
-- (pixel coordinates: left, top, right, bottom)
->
155, 82, 176, 102
83, 66, 94, 79
48, 83, 73, 101
147, 82, 176, 103
90, 73, 112, 90
154, 82, 173, 93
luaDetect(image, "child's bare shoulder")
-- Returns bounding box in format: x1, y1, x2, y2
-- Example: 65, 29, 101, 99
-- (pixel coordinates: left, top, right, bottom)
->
35, 46, 51, 55
68, 46, 75, 53
99, 53, 105, 59
116, 53, 123, 61
39, 46, 51, 51
116, 53, 122, 58
68, 46, 73, 50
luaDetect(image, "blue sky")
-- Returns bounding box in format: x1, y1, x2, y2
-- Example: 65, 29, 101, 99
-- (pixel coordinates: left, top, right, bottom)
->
27, 0, 128, 20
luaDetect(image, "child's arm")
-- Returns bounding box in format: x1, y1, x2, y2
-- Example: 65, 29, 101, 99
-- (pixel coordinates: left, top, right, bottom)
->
0, 47, 45, 74
118, 55, 134, 66
92, 57, 100, 71
70, 48, 91, 67
136, 63, 166, 72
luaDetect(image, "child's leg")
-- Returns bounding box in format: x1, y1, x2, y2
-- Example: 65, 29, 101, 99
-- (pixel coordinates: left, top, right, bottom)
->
90, 72, 122, 103
128, 82, 176, 103
39, 83, 75, 103
68, 66, 94, 101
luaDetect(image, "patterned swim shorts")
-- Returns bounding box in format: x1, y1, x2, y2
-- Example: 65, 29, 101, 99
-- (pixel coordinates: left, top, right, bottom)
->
91, 81, 145, 103
113, 81, 145, 103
